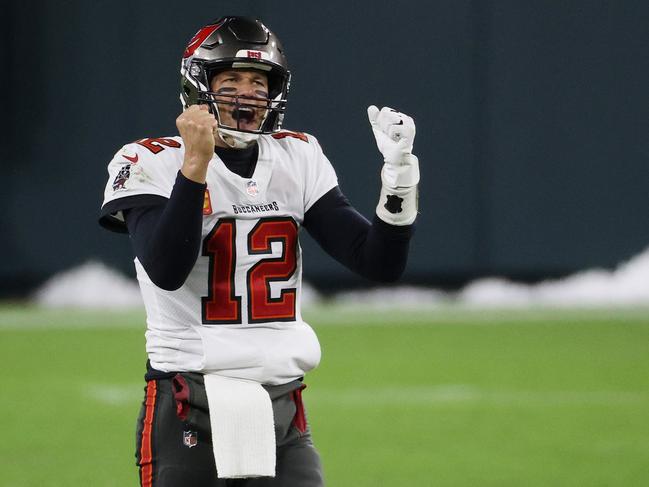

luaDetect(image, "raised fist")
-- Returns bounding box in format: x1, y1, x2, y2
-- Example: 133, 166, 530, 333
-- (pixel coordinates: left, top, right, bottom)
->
176, 105, 217, 183
368, 105, 420, 226
367, 105, 419, 190
367, 105, 416, 165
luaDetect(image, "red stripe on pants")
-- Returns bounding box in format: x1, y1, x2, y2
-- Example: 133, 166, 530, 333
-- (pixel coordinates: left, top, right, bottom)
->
292, 384, 307, 433
140, 380, 157, 487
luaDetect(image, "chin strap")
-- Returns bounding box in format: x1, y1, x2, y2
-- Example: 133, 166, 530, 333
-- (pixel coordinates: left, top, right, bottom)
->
217, 127, 260, 149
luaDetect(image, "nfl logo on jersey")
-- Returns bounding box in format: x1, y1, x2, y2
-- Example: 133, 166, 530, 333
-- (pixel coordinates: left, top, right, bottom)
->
183, 430, 198, 448
246, 180, 259, 197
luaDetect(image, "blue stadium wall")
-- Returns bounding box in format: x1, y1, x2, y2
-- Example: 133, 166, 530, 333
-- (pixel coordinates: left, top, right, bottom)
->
3, 1, 649, 295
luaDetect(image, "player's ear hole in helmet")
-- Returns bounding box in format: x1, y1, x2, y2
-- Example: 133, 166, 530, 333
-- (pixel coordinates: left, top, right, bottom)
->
179, 16, 291, 139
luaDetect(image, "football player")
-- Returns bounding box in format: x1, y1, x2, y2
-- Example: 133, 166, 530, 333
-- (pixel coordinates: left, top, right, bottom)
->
99, 16, 419, 487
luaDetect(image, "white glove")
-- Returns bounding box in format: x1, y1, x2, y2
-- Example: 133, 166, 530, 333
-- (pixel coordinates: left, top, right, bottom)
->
368, 105, 419, 225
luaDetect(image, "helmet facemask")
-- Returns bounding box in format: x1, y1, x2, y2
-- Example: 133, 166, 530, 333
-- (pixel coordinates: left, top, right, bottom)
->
199, 66, 288, 148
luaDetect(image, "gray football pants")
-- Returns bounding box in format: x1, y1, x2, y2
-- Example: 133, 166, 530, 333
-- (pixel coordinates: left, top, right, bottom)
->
135, 373, 324, 486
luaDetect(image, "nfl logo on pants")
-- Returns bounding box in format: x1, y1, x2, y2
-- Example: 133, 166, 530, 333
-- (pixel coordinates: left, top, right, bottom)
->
183, 430, 198, 448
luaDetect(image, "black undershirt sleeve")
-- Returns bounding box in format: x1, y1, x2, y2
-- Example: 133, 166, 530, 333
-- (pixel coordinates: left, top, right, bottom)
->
303, 186, 414, 282
124, 171, 206, 291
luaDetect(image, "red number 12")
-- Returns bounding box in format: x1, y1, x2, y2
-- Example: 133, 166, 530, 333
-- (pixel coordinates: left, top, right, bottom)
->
201, 217, 298, 324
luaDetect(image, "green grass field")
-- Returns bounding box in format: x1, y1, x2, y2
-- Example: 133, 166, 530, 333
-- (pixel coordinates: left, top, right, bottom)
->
2, 304, 649, 486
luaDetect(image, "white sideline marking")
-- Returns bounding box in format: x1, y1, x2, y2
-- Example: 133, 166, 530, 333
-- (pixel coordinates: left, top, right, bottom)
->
84, 383, 649, 407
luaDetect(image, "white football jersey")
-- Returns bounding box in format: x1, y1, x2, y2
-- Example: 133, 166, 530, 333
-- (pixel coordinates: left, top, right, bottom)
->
101, 132, 338, 385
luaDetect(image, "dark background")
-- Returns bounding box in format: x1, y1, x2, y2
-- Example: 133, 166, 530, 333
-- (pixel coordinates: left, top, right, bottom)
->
4, 0, 649, 295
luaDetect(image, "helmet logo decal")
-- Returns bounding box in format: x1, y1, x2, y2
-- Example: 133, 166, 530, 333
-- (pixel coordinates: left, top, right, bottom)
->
247, 50, 262, 59
183, 22, 224, 59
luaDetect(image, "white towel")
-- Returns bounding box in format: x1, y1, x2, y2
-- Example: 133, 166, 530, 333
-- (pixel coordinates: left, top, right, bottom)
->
203, 374, 276, 478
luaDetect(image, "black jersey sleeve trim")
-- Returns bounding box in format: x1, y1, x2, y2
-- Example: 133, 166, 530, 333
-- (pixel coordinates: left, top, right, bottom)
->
303, 186, 414, 282
99, 194, 169, 234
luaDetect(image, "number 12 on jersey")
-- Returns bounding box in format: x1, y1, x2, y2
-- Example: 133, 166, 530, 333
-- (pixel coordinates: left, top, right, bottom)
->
201, 217, 298, 325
